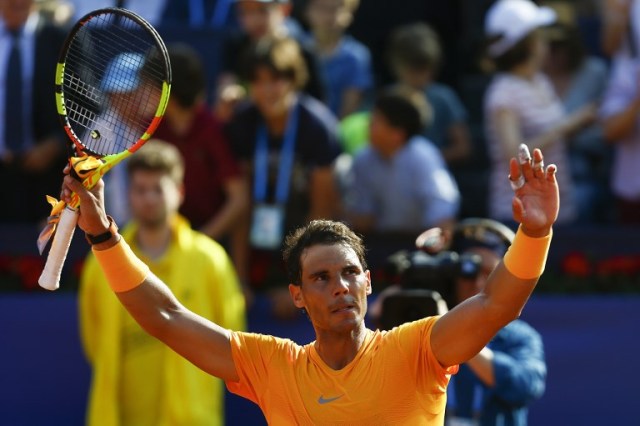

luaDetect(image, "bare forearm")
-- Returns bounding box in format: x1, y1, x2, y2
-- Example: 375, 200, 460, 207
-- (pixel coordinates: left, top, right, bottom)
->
603, 98, 640, 142
466, 347, 495, 387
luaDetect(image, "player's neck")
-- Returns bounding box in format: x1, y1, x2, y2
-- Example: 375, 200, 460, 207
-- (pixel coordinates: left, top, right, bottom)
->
313, 324, 369, 370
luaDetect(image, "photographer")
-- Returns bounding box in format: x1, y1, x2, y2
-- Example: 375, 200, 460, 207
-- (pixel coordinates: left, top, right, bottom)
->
445, 218, 546, 426
373, 218, 547, 426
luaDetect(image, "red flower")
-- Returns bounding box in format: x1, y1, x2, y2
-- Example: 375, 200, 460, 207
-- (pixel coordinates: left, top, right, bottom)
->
16, 255, 45, 290
561, 251, 591, 277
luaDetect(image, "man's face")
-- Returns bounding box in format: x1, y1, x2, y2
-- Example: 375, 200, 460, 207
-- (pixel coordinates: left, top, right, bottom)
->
236, 1, 284, 40
249, 66, 294, 119
289, 243, 371, 334
0, 0, 33, 30
128, 170, 183, 229
455, 247, 500, 304
306, 0, 351, 36
368, 109, 401, 157
395, 65, 433, 90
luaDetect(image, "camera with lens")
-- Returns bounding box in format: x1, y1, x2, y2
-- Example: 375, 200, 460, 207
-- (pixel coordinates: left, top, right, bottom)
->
383, 246, 482, 314
377, 219, 515, 330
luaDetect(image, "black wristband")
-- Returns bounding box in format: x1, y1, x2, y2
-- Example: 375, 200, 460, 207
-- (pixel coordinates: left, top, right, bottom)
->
85, 216, 118, 245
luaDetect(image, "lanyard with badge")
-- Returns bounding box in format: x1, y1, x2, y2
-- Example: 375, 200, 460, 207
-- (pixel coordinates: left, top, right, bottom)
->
250, 103, 299, 249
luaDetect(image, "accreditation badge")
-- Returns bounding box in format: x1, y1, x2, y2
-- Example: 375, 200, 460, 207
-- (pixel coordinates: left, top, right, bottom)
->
250, 203, 285, 250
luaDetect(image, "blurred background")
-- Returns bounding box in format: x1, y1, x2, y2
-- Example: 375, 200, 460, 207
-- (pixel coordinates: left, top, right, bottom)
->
2, 0, 640, 424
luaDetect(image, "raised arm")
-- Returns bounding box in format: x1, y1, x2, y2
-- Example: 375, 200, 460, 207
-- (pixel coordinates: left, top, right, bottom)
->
431, 145, 557, 367
62, 174, 240, 382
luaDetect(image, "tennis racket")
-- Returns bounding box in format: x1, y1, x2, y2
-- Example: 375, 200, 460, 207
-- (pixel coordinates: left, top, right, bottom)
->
38, 7, 171, 290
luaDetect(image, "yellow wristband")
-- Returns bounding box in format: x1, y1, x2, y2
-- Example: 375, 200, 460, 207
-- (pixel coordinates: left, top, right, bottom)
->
503, 226, 552, 280
92, 237, 150, 293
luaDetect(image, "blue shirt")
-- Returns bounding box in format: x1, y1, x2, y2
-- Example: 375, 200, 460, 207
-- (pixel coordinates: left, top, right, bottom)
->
422, 82, 468, 150
447, 320, 547, 426
307, 35, 373, 116
346, 135, 459, 232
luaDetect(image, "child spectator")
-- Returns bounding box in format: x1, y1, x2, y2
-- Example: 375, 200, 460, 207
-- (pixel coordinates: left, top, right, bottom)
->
224, 36, 342, 316
388, 22, 472, 167
303, 0, 373, 118
153, 43, 249, 245
343, 86, 460, 235
215, 0, 325, 122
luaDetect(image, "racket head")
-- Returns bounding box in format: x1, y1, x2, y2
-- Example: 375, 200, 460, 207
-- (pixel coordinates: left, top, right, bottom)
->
55, 7, 171, 157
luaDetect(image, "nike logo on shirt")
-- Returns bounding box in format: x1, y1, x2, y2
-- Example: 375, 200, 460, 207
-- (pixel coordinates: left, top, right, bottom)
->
318, 395, 343, 404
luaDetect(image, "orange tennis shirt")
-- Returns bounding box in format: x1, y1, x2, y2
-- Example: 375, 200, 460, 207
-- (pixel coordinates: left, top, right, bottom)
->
226, 316, 458, 425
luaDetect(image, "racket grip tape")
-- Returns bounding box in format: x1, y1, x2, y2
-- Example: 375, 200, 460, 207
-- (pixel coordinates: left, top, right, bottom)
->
38, 206, 79, 290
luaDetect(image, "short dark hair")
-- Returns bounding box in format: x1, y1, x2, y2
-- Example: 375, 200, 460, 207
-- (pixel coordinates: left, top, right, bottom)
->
373, 85, 431, 138
243, 36, 309, 90
126, 139, 184, 185
490, 31, 538, 72
388, 22, 442, 75
166, 43, 206, 108
283, 220, 367, 286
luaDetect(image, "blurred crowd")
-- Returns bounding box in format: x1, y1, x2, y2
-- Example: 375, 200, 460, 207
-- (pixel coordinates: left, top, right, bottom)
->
2, 0, 639, 301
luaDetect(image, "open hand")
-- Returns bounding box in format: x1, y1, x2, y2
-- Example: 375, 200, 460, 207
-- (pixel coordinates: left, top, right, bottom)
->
508, 144, 559, 237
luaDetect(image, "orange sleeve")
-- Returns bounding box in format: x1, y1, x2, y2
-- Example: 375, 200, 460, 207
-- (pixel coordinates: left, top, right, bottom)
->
225, 331, 297, 404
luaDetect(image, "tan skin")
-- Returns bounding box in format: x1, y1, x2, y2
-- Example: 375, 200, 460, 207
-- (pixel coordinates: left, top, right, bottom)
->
452, 246, 502, 387
62, 145, 557, 381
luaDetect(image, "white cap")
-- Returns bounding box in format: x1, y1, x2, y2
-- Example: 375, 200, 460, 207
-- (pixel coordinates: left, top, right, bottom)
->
485, 0, 556, 57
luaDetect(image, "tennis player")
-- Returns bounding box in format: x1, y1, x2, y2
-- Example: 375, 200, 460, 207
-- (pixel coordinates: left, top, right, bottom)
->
62, 144, 557, 424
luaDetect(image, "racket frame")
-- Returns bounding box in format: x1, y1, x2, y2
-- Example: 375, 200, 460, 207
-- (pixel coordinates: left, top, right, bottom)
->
38, 7, 171, 290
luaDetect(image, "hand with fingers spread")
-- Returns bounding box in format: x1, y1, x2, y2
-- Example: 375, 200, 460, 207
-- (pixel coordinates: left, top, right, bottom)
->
508, 144, 559, 237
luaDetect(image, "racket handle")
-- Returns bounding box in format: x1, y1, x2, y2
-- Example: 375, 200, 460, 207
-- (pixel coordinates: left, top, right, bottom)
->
38, 206, 79, 291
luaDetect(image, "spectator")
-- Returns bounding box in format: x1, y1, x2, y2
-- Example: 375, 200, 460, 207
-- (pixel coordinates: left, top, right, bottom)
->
600, 0, 638, 59
96, 52, 150, 225
79, 140, 246, 426
445, 218, 546, 426
153, 43, 249, 264
302, 0, 373, 118
544, 22, 613, 224
215, 0, 325, 122
599, 0, 640, 223
599, 55, 640, 224
388, 22, 472, 167
337, 23, 473, 168
482, 0, 595, 227
225, 35, 341, 315
343, 86, 460, 235
0, 0, 67, 223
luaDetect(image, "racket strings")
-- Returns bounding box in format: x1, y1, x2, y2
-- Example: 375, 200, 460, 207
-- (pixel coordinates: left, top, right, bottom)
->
62, 12, 168, 156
